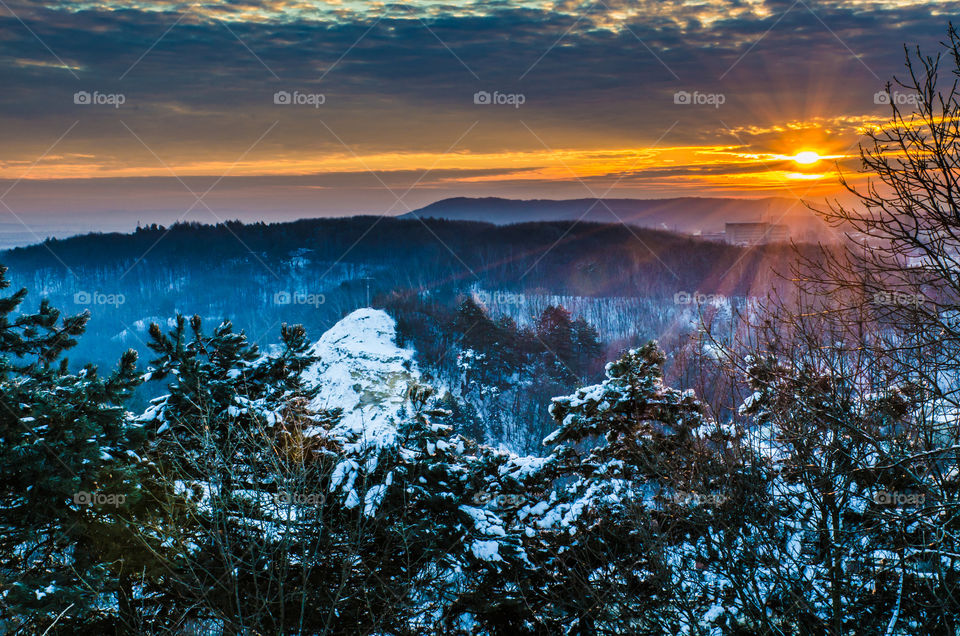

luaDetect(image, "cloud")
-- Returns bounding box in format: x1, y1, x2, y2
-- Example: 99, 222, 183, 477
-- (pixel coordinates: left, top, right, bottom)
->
0, 0, 955, 221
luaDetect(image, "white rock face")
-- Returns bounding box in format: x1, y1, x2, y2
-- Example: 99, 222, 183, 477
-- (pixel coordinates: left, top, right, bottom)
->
304, 308, 418, 449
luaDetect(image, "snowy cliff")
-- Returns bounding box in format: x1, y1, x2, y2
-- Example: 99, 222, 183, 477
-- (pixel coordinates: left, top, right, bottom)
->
303, 308, 419, 450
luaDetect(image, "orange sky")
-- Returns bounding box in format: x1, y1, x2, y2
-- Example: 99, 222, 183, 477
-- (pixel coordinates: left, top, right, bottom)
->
0, 0, 952, 234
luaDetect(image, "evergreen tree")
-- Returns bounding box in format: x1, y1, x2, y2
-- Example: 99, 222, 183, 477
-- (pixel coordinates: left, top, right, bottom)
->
535, 305, 576, 379
509, 342, 747, 633
323, 381, 531, 631
453, 297, 516, 388
0, 265, 171, 633
140, 316, 339, 632
571, 315, 603, 379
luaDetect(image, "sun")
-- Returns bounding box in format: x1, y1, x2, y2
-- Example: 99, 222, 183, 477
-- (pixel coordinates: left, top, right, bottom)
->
793, 151, 821, 165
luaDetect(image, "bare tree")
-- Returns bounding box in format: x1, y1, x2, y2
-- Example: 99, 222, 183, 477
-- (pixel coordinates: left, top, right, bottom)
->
697, 26, 960, 633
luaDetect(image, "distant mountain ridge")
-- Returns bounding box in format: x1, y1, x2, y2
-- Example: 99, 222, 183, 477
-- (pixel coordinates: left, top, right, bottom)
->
0, 215, 803, 374
404, 196, 825, 237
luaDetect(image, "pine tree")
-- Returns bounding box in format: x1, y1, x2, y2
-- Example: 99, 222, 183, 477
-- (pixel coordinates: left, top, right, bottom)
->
508, 342, 746, 633
323, 381, 531, 631
140, 316, 338, 632
535, 305, 576, 380
571, 314, 603, 379
454, 297, 515, 388
0, 265, 171, 633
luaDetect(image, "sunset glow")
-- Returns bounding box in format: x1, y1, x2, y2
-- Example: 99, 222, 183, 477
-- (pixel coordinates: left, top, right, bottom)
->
792, 151, 822, 165
0, 0, 946, 232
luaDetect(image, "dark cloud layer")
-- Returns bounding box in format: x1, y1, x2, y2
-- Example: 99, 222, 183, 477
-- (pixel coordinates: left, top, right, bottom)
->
0, 0, 956, 234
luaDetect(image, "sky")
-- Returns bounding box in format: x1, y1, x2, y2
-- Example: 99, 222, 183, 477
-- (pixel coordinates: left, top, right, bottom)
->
0, 0, 956, 239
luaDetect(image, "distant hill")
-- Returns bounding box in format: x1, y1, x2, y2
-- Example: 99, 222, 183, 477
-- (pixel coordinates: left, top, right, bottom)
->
403, 196, 829, 239
1, 216, 809, 372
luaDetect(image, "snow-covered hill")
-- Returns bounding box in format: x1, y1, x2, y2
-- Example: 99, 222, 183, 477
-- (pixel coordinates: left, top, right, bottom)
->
303, 308, 419, 450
